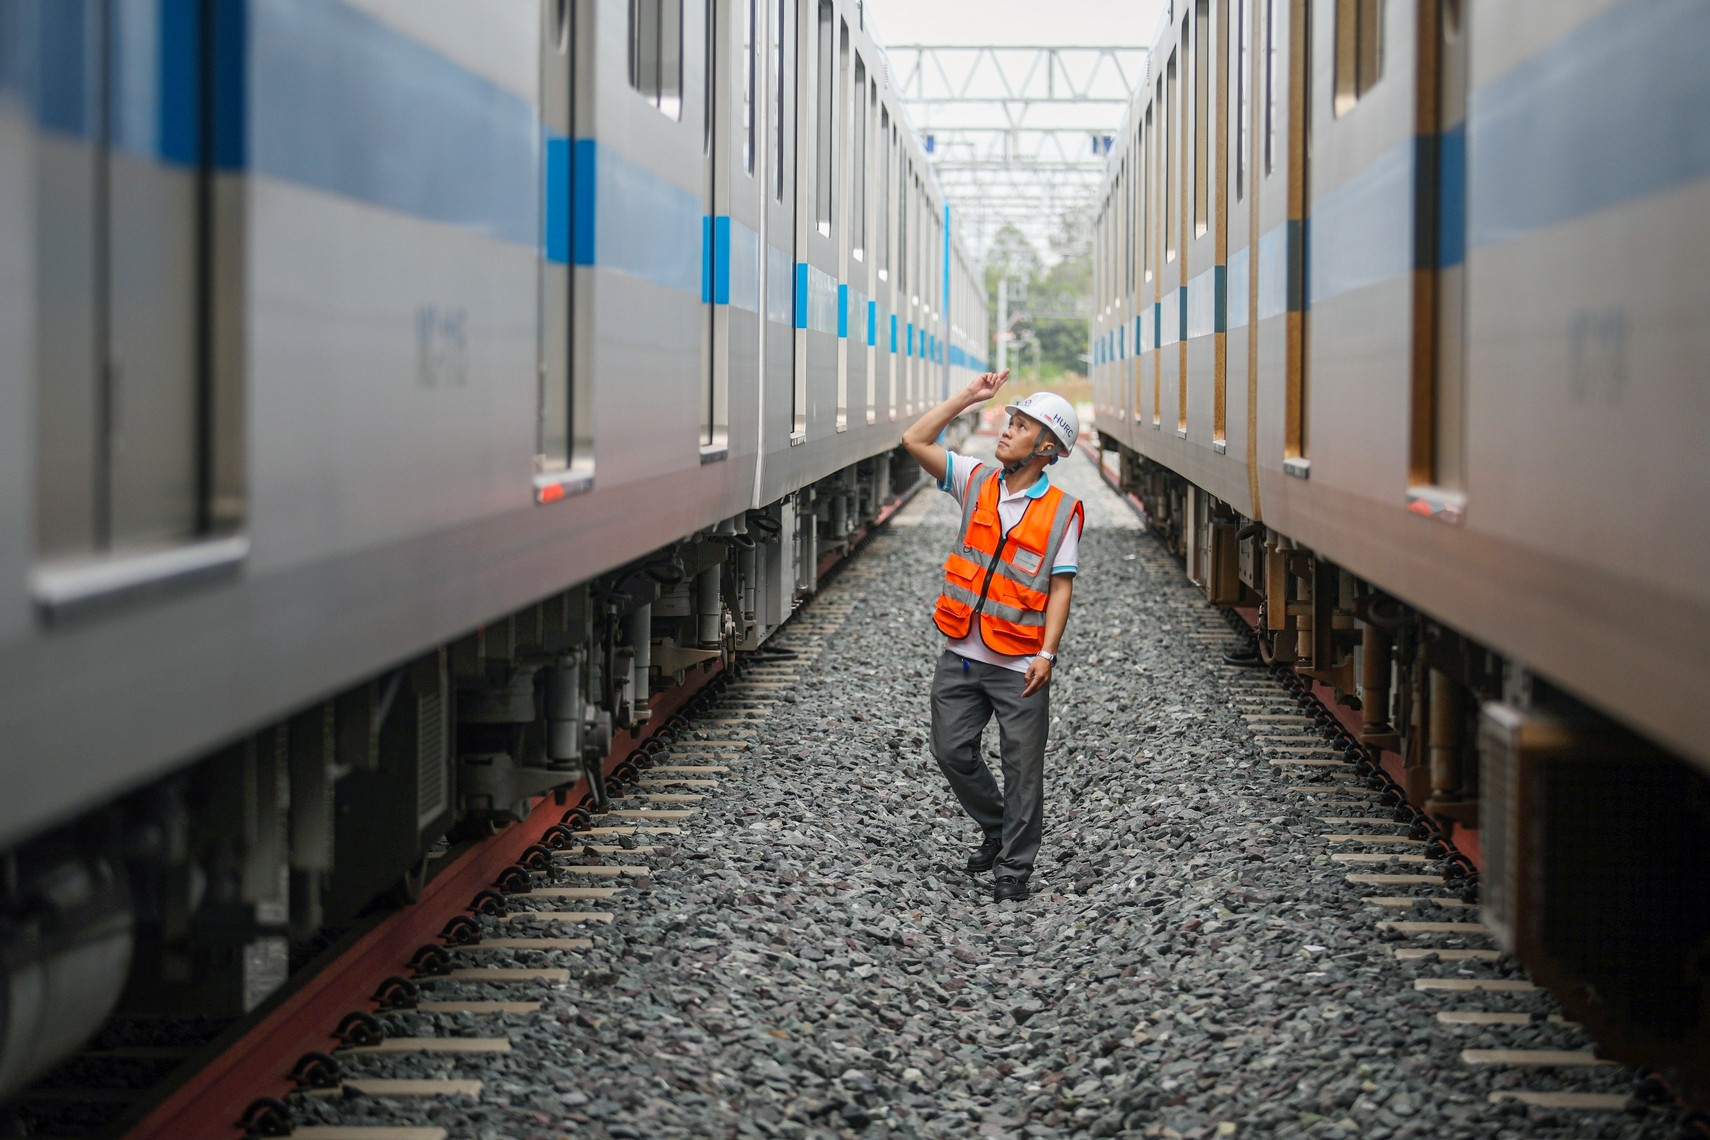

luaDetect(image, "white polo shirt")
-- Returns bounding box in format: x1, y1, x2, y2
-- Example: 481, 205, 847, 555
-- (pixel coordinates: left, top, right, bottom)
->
938, 451, 1081, 673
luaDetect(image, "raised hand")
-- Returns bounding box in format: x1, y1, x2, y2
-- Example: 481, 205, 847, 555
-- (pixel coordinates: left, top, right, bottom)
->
965, 369, 1011, 404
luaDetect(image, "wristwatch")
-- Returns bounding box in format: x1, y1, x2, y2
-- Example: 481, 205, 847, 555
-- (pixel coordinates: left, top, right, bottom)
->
1036, 651, 1058, 664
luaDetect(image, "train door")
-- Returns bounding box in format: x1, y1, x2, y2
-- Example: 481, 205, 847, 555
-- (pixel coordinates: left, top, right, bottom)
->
1285, 0, 1310, 477
858, 66, 875, 427
907, 155, 915, 415
1226, 0, 1255, 493
33, 0, 244, 613
701, 0, 728, 459
1410, 0, 1467, 504
882, 112, 895, 421
762, 0, 798, 451
798, 0, 842, 441
537, 0, 589, 498
832, 17, 849, 431
724, 0, 760, 469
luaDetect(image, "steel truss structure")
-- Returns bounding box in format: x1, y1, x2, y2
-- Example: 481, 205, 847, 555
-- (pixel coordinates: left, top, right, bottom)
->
885, 45, 1147, 261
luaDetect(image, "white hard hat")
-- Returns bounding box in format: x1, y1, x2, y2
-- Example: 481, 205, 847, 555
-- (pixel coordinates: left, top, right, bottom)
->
1003, 392, 1081, 455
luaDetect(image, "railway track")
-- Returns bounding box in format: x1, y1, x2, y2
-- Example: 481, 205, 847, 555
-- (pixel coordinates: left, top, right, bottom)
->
6, 447, 1694, 1140
0, 489, 917, 1140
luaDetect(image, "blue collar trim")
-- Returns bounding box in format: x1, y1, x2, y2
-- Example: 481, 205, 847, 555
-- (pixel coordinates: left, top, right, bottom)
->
998, 468, 1052, 500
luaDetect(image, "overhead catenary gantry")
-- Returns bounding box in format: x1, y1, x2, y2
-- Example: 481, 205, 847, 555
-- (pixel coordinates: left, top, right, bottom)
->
884, 45, 1148, 262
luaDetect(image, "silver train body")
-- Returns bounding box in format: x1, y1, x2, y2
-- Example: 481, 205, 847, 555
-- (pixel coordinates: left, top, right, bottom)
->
0, 0, 985, 1093
1091, 0, 1710, 1098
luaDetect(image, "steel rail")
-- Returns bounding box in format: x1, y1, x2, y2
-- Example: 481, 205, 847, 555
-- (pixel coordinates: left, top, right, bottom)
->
116, 477, 932, 1140
118, 669, 720, 1140
1075, 437, 1485, 874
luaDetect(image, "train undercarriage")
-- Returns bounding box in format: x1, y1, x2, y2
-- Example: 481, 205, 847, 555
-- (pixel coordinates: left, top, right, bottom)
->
0, 448, 923, 1099
1105, 436, 1710, 1109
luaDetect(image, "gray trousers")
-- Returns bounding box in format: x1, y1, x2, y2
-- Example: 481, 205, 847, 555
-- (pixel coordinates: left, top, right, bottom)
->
930, 650, 1049, 877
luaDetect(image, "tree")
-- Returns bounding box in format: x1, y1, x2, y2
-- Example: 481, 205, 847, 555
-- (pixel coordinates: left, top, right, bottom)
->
986, 224, 1043, 284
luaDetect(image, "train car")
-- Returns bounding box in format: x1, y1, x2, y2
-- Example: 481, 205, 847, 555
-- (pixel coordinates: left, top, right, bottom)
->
1093, 0, 1710, 1101
0, 0, 984, 1095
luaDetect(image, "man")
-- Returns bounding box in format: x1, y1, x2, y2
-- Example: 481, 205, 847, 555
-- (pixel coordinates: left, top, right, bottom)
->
902, 370, 1083, 903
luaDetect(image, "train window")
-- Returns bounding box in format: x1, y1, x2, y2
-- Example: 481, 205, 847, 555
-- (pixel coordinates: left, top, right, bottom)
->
1126, 161, 1136, 295
1121, 162, 1135, 293
839, 21, 850, 240
1194, 0, 1209, 237
1127, 161, 1136, 293
1142, 107, 1152, 281
852, 57, 867, 260
912, 175, 921, 303
879, 113, 891, 278
897, 158, 907, 293
917, 177, 926, 313
1114, 166, 1122, 296
1263, 0, 1278, 174
815, 1, 833, 232
872, 88, 882, 255
741, 0, 756, 172
1134, 121, 1143, 275
1165, 52, 1176, 263
1235, 0, 1248, 199
628, 0, 684, 119
1334, 0, 1384, 116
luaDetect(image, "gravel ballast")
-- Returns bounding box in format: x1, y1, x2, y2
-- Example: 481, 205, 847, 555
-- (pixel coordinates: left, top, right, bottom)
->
290, 443, 1681, 1140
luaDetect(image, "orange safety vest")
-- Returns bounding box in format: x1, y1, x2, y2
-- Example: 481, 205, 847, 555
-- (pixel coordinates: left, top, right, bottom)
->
933, 464, 1084, 657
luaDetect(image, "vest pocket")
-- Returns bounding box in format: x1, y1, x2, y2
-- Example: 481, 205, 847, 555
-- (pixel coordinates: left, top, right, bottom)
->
934, 559, 980, 637
966, 505, 1001, 549
979, 616, 1045, 656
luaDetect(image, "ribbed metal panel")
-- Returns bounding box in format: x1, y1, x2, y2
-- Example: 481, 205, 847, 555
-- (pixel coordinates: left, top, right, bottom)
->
416, 691, 447, 829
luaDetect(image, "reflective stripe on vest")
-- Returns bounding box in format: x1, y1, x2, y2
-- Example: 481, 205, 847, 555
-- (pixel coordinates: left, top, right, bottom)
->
933, 464, 1083, 656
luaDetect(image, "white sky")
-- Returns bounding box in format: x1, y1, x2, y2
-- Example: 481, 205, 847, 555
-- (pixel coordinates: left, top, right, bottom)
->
862, 0, 1167, 50
861, 0, 1168, 262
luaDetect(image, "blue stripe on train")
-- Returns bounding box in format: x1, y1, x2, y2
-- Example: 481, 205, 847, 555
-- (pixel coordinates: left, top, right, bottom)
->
1469, 0, 1710, 249
1437, 124, 1466, 269
701, 216, 713, 303
213, 0, 245, 167
249, 0, 537, 248
29, 0, 976, 309
545, 135, 569, 265
1307, 0, 1709, 305
28, 0, 206, 165
152, 0, 201, 164
572, 137, 597, 265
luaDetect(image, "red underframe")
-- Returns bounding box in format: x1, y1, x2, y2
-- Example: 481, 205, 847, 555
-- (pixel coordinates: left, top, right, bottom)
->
129, 478, 929, 1140
123, 665, 721, 1140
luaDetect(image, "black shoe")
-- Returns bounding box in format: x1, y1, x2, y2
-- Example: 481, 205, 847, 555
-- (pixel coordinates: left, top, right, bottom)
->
965, 835, 1002, 874
993, 875, 1028, 903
